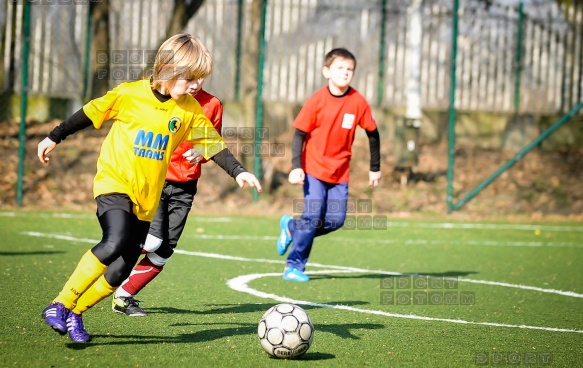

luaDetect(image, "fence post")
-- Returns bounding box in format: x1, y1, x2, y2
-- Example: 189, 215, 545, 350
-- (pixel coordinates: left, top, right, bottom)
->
235, 0, 244, 101
513, 0, 524, 113
253, 0, 268, 203
83, 4, 93, 101
376, 0, 387, 107
446, 0, 460, 214
17, 0, 31, 207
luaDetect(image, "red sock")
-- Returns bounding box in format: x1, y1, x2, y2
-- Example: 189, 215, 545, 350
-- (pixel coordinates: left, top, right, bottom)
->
121, 256, 163, 295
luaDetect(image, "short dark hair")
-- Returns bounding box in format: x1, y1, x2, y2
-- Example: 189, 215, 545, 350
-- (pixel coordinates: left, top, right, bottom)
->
324, 48, 357, 69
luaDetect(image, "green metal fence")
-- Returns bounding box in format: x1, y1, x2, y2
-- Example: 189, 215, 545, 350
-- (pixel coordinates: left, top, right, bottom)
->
2, 0, 582, 117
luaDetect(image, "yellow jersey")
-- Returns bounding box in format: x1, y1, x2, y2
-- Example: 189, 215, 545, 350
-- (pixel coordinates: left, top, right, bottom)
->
83, 79, 226, 222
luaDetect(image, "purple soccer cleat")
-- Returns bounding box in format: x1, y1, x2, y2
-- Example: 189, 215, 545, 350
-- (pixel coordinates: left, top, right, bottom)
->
42, 302, 70, 335
66, 311, 91, 343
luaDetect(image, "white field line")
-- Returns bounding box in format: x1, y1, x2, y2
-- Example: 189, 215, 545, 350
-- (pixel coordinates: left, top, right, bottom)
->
23, 229, 583, 248
6, 211, 583, 232
227, 272, 583, 334
183, 234, 582, 248
21, 231, 583, 299
22, 231, 583, 333
385, 222, 583, 232
172, 250, 583, 299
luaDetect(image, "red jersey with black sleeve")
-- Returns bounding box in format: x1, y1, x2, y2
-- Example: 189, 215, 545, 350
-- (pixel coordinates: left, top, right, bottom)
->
292, 86, 377, 183
166, 89, 223, 182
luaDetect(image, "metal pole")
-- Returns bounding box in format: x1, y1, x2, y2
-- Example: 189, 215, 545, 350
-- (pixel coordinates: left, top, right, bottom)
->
82, 4, 93, 101
452, 101, 583, 211
17, 0, 31, 207
513, 0, 524, 113
253, 0, 267, 202
446, 0, 459, 214
234, 0, 244, 101
376, 0, 387, 107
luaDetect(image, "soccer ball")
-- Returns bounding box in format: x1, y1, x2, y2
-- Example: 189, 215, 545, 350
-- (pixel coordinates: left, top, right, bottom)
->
257, 303, 314, 359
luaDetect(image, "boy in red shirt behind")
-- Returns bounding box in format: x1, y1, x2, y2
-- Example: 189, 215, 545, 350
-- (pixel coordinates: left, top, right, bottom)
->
277, 48, 382, 282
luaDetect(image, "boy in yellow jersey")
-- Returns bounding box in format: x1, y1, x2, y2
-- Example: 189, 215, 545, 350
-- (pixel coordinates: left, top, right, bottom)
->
112, 81, 225, 316
37, 34, 262, 343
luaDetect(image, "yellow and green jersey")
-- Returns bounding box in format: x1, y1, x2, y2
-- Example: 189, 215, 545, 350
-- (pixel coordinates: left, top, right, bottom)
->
83, 79, 226, 222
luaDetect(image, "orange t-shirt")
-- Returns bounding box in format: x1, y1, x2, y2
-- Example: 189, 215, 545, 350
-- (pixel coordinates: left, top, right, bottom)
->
292, 86, 377, 183
165, 89, 223, 182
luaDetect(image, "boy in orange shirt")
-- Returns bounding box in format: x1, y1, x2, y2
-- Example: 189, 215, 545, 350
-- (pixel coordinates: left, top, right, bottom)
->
276, 48, 381, 282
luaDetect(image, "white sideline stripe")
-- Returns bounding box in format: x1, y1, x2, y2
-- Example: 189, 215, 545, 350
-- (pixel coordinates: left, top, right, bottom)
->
24, 231, 98, 244
385, 222, 583, 232
325, 238, 582, 248
0, 212, 94, 219
173, 250, 583, 299
24, 230, 582, 248
22, 231, 583, 299
184, 234, 582, 248
7, 211, 583, 232
227, 273, 583, 334
189, 217, 235, 222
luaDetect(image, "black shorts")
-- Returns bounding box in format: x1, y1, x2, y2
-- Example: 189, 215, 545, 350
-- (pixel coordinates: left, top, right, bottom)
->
96, 193, 134, 217
148, 180, 198, 249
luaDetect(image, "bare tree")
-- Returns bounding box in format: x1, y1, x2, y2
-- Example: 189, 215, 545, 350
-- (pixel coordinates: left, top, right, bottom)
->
241, 0, 262, 130
88, 0, 110, 100
88, 0, 206, 99
165, 0, 206, 37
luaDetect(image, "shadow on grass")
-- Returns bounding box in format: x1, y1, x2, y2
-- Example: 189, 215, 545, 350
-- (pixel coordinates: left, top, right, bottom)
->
310, 270, 478, 281
0, 250, 66, 256
67, 320, 383, 353
147, 300, 369, 316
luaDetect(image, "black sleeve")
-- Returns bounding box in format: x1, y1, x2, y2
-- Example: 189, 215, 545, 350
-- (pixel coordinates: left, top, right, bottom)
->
366, 128, 381, 172
211, 149, 248, 179
47, 108, 93, 144
291, 129, 307, 170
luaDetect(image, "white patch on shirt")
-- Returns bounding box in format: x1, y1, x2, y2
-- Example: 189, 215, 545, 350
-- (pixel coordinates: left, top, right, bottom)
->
341, 114, 355, 129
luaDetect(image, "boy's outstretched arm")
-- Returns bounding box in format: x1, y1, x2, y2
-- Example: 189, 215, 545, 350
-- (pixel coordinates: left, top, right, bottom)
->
37, 109, 93, 164
366, 128, 381, 187
288, 129, 307, 185
211, 149, 263, 192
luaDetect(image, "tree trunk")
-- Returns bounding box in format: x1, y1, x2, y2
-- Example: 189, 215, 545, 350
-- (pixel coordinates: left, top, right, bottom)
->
405, 0, 422, 120
238, 0, 263, 169
139, 0, 206, 78
165, 0, 206, 38
242, 0, 262, 129
90, 0, 110, 99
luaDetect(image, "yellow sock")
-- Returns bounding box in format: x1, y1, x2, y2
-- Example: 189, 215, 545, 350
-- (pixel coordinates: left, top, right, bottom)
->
72, 275, 116, 314
53, 250, 107, 310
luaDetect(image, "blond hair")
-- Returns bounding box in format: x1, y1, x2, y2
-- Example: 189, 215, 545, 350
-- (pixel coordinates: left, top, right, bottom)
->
150, 34, 213, 90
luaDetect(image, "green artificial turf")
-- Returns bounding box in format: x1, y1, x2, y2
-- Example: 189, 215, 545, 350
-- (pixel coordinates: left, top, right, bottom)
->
0, 210, 581, 367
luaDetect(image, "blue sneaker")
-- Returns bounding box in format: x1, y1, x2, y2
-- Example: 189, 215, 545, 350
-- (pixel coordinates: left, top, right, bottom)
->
42, 302, 70, 335
282, 268, 310, 282
277, 215, 293, 255
66, 311, 91, 343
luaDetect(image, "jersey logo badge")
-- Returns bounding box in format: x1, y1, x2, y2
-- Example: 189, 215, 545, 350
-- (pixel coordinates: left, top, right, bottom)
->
168, 117, 182, 134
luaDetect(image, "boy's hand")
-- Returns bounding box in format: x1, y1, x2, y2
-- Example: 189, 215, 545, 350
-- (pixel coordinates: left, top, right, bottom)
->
235, 172, 263, 192
288, 168, 305, 185
38, 137, 57, 164
369, 171, 381, 187
182, 148, 202, 164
